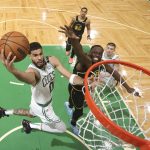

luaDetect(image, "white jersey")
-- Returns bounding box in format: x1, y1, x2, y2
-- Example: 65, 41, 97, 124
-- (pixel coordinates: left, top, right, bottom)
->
28, 61, 55, 105
101, 52, 119, 87
102, 52, 119, 60
102, 52, 119, 68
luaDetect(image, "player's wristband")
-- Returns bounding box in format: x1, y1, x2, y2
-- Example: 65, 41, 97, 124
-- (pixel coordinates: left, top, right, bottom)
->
69, 74, 77, 85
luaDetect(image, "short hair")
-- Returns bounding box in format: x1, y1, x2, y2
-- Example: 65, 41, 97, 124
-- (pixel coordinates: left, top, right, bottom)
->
81, 7, 88, 12
107, 42, 116, 49
90, 45, 104, 52
29, 42, 42, 53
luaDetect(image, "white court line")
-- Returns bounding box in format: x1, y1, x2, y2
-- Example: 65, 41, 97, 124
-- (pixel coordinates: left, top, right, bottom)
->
0, 18, 58, 30
0, 7, 149, 35
10, 81, 24, 86
0, 126, 91, 150
0, 126, 22, 142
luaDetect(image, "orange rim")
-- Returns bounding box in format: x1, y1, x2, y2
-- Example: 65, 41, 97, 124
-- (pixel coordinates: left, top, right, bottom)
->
84, 60, 150, 149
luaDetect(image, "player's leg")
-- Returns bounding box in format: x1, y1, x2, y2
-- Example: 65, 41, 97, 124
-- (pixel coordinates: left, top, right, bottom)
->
0, 107, 35, 118
66, 38, 72, 56
40, 104, 66, 133
69, 37, 82, 64
22, 100, 66, 134
64, 84, 74, 116
22, 119, 66, 134
70, 90, 84, 135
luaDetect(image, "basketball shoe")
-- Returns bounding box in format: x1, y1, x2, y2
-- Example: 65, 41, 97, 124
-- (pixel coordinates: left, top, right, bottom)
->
70, 124, 79, 136
22, 119, 32, 134
69, 58, 73, 64
0, 107, 9, 118
64, 102, 73, 117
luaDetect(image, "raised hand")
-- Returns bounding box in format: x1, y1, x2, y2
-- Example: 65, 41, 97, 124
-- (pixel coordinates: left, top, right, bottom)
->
59, 25, 79, 39
126, 87, 141, 97
0, 49, 16, 73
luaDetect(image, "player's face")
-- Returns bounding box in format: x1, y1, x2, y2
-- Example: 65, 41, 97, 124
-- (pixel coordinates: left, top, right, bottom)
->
105, 45, 115, 57
30, 49, 45, 68
80, 9, 87, 18
90, 47, 103, 63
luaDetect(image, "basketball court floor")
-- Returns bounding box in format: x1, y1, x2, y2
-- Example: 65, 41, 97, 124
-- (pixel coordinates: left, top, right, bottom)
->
0, 0, 150, 150
0, 46, 91, 150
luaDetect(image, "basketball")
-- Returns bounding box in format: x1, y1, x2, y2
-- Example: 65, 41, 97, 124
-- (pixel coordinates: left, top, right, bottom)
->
0, 31, 30, 62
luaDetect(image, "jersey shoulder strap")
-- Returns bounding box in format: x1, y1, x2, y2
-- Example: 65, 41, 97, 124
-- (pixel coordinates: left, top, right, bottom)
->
76, 16, 78, 21
45, 56, 53, 63
112, 54, 119, 60
83, 17, 87, 22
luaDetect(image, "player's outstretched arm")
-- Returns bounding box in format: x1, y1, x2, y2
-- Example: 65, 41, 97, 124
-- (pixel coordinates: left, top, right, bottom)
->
49, 56, 83, 85
59, 25, 92, 68
105, 64, 139, 96
0, 49, 38, 86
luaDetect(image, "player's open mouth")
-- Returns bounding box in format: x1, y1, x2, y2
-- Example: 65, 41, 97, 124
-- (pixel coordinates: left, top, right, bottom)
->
37, 61, 43, 65
93, 57, 98, 61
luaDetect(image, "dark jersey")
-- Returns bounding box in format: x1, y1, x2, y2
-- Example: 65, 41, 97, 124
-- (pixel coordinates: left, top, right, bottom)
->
72, 61, 103, 91
71, 16, 87, 37
73, 62, 87, 78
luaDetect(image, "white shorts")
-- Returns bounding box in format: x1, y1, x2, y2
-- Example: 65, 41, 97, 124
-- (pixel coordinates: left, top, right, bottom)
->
100, 71, 117, 88
29, 100, 60, 124
103, 76, 117, 88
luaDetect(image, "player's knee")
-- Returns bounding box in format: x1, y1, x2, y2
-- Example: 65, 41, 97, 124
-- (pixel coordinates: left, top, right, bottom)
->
61, 124, 67, 133
56, 121, 67, 133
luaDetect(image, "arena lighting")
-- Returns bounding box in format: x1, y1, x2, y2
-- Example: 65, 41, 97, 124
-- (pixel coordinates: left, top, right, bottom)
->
146, 104, 150, 113
61, 41, 66, 47
121, 69, 127, 77
42, 11, 47, 21
90, 30, 98, 39
59, 34, 64, 40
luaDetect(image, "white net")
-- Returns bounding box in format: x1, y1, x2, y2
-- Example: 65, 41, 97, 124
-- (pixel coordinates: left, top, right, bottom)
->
77, 61, 150, 150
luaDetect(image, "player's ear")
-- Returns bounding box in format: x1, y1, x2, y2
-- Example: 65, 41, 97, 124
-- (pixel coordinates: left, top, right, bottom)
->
28, 54, 32, 59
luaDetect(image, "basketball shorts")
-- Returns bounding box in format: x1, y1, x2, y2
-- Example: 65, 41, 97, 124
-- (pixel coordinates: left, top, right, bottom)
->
29, 100, 60, 124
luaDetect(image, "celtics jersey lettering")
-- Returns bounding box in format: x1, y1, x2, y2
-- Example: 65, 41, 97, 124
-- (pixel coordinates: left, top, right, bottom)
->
72, 16, 87, 36
28, 61, 55, 105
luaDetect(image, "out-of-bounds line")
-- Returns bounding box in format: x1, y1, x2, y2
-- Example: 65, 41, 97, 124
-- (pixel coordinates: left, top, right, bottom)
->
0, 126, 92, 150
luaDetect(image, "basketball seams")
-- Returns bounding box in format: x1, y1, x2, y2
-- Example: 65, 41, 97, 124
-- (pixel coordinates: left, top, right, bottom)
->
2, 38, 29, 51
0, 31, 13, 38
3, 32, 15, 59
0, 31, 29, 62
4, 43, 17, 58
0, 41, 6, 47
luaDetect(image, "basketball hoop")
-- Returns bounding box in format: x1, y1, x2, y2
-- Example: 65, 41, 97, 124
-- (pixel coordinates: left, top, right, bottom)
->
79, 60, 150, 150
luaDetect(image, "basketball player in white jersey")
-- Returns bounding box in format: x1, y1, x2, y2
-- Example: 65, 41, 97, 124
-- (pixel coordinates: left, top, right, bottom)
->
101, 42, 120, 88
102, 42, 119, 70
0, 42, 83, 134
